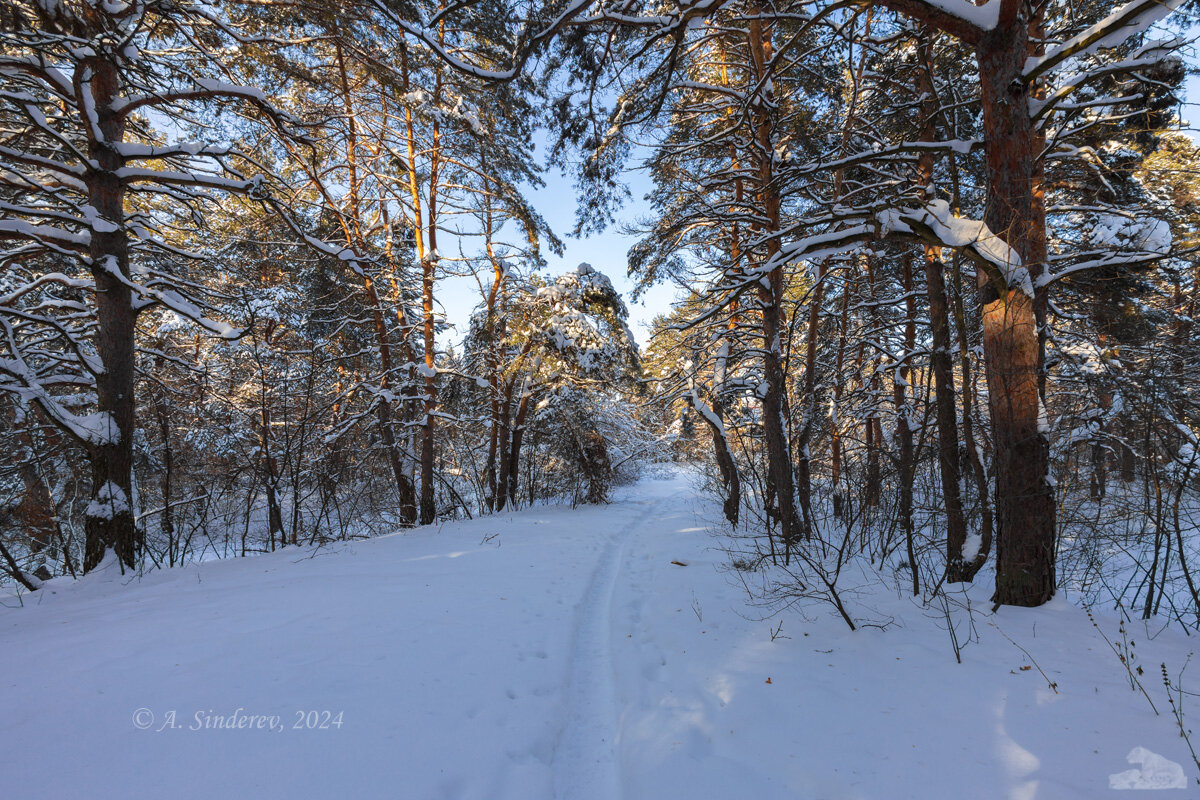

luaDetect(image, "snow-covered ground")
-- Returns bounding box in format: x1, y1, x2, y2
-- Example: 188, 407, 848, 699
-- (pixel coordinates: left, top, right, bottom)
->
1, 469, 1195, 798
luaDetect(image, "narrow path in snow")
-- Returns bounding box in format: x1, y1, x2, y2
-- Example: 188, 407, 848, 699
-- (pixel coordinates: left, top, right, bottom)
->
3, 470, 1195, 800
552, 495, 663, 800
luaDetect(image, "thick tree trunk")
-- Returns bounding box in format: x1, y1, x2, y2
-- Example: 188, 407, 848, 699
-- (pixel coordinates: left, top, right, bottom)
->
83, 57, 139, 572
980, 290, 1054, 604
976, 21, 1056, 606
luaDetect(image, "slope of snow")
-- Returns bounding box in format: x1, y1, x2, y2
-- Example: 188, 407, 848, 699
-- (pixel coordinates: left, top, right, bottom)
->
0, 470, 1195, 798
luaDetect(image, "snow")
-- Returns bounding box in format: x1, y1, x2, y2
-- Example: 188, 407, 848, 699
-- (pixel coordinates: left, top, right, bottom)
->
0, 219, 90, 249
1, 470, 1195, 798
81, 204, 120, 233
1109, 747, 1188, 789
919, 0, 1001, 31
1026, 0, 1187, 79
689, 390, 726, 437
191, 78, 268, 103
879, 201, 1033, 297
1084, 212, 1171, 253
962, 531, 984, 562
4, 389, 121, 446
85, 480, 130, 520
1061, 341, 1107, 375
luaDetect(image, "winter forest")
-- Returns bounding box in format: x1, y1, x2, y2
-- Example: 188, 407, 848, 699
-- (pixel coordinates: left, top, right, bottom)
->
4, 0, 1200, 796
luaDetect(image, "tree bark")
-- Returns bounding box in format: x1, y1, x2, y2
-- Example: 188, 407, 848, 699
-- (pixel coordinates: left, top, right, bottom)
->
976, 17, 1057, 606
748, 7, 802, 553
334, 43, 417, 525
914, 30, 970, 581
928, 254, 971, 581
82, 55, 140, 572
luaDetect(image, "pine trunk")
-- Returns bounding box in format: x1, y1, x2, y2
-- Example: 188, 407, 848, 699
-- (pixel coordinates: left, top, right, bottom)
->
976, 21, 1056, 606
915, 34, 970, 581
749, 9, 802, 552
83, 56, 140, 572
928, 254, 971, 581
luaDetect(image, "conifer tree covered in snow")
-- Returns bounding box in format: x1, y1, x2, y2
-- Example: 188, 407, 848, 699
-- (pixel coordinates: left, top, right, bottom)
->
0, 1, 310, 571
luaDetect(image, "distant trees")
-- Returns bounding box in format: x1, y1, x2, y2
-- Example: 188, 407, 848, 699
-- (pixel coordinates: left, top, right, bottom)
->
463, 262, 642, 507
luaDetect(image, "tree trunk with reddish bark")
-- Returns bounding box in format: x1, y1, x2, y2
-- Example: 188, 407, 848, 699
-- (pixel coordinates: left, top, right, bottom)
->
748, 8, 802, 553
976, 17, 1057, 606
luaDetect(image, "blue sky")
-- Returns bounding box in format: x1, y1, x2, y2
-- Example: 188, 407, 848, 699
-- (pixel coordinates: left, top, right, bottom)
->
435, 141, 677, 350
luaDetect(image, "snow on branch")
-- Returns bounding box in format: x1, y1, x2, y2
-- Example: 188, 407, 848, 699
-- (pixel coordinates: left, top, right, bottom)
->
879, 201, 1033, 297
0, 324, 116, 447
0, 220, 91, 252
764, 225, 878, 272
873, 0, 1002, 44
896, 0, 1001, 32
1041, 213, 1179, 286
1031, 47, 1182, 122
1024, 0, 1187, 83
763, 202, 1030, 298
